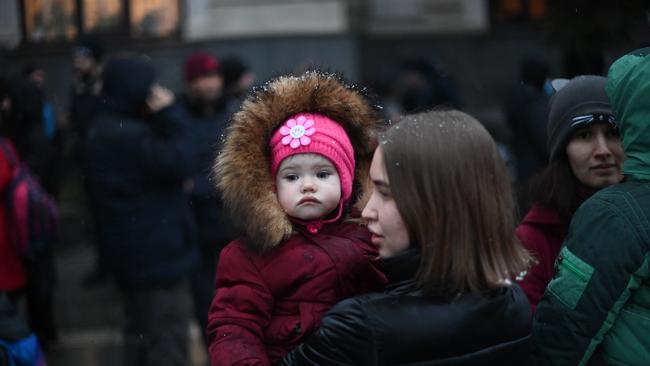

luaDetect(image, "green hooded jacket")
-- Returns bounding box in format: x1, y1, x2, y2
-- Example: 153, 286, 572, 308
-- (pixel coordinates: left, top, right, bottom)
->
531, 48, 650, 366
606, 48, 650, 180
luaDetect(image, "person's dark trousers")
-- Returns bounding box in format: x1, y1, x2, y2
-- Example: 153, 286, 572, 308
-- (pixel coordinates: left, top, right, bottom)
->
8, 247, 58, 350
25, 251, 57, 350
122, 279, 191, 366
191, 240, 226, 348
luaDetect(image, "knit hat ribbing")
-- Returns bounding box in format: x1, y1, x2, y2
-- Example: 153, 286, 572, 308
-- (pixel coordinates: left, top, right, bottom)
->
547, 75, 614, 161
185, 52, 221, 82
270, 113, 355, 205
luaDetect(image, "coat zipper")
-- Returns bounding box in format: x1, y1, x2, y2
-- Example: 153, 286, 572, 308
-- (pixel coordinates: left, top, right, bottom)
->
560, 256, 588, 281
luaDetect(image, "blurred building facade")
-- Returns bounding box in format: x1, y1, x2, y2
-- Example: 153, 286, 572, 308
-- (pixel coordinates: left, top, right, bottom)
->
0, 0, 648, 120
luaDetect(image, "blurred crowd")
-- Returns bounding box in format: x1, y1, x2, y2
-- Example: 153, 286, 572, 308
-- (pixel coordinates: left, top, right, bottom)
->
0, 37, 648, 366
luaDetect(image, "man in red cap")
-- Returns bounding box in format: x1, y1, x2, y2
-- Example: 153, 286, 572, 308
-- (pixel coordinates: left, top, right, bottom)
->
183, 52, 225, 114
177, 52, 237, 350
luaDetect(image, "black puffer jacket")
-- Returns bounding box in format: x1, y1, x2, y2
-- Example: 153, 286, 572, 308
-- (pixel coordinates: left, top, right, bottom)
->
86, 58, 199, 289
280, 249, 532, 366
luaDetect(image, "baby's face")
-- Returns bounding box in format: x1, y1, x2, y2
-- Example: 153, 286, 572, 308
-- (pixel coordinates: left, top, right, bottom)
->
275, 153, 341, 221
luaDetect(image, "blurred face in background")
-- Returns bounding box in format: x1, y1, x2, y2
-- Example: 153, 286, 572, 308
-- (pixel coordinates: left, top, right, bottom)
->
566, 122, 624, 189
27, 69, 46, 90
188, 74, 223, 105
73, 53, 97, 75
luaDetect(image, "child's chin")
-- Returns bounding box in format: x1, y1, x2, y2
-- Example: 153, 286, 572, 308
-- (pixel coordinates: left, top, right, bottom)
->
294, 212, 323, 221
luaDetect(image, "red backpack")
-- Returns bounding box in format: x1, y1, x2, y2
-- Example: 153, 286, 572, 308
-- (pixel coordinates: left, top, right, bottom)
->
0, 139, 58, 261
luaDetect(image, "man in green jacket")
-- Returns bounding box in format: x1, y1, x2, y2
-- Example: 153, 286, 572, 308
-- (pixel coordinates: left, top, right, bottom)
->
532, 48, 650, 366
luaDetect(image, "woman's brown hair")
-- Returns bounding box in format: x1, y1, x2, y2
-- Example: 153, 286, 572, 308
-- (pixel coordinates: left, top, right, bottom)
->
381, 109, 530, 298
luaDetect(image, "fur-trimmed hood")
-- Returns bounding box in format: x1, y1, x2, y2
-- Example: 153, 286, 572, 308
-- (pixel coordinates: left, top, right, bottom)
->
215, 71, 383, 253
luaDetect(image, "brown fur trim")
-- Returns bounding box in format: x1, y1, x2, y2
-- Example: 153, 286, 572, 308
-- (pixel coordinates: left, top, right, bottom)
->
215, 71, 382, 253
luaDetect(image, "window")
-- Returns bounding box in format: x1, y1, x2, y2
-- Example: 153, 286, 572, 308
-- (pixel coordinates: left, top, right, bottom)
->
82, 0, 125, 34
130, 0, 180, 37
490, 0, 548, 24
23, 0, 79, 42
20, 0, 181, 43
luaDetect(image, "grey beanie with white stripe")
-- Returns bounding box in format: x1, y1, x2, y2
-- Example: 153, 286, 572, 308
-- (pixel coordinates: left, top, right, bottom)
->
546, 75, 614, 161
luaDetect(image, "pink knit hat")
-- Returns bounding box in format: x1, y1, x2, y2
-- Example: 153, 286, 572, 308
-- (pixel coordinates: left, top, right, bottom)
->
270, 113, 355, 204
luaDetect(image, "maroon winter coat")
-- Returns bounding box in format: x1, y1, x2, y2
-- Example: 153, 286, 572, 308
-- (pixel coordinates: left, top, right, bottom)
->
516, 203, 567, 313
207, 222, 386, 365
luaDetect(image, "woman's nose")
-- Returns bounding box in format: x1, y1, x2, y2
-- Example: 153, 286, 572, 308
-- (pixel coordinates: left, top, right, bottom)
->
593, 134, 613, 157
361, 193, 378, 221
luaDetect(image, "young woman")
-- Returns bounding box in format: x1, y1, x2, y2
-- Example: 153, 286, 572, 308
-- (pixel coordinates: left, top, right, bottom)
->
279, 109, 532, 365
517, 75, 624, 312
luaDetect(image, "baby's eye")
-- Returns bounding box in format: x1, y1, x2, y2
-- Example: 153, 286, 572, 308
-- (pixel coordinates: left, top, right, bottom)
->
316, 171, 331, 179
284, 174, 299, 181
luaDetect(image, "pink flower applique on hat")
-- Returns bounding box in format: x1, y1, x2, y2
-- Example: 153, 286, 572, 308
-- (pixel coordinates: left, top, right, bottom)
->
280, 115, 316, 149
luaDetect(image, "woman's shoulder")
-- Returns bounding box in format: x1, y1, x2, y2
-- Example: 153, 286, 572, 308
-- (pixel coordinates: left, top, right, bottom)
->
321, 286, 531, 363
320, 292, 386, 330
518, 203, 563, 228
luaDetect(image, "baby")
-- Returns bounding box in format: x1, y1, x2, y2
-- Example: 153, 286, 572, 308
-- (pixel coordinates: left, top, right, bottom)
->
207, 72, 387, 366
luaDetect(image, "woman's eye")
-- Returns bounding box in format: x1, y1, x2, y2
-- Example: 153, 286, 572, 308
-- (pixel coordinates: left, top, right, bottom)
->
576, 131, 591, 140
607, 128, 620, 138
377, 188, 391, 198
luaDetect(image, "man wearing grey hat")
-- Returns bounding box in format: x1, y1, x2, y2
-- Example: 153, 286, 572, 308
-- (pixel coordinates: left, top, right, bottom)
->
532, 48, 650, 365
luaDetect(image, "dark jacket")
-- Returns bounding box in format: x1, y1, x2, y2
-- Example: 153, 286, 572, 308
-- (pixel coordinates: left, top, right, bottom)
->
506, 83, 549, 184
69, 70, 102, 165
532, 49, 650, 366
86, 58, 199, 289
177, 94, 235, 247
531, 182, 650, 366
280, 249, 533, 366
516, 203, 567, 312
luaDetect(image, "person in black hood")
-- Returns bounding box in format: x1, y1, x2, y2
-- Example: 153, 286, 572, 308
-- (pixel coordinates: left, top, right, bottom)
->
280, 110, 532, 366
86, 55, 199, 366
176, 51, 237, 350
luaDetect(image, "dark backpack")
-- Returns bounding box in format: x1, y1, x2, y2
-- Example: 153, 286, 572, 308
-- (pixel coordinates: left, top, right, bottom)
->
0, 139, 58, 261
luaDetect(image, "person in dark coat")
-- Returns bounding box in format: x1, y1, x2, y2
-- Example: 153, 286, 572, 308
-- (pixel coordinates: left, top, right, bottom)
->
0, 78, 58, 350
517, 76, 623, 313
23, 65, 64, 198
280, 110, 533, 366
0, 78, 43, 163
221, 56, 255, 101
69, 38, 103, 165
176, 52, 236, 348
68, 39, 106, 287
86, 55, 199, 366
506, 58, 552, 203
